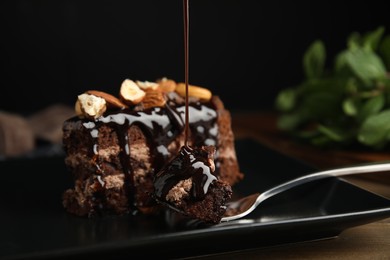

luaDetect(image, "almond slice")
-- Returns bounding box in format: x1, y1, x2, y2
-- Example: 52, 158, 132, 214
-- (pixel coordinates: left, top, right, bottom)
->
175, 83, 212, 101
86, 90, 128, 109
157, 77, 177, 92
120, 79, 146, 105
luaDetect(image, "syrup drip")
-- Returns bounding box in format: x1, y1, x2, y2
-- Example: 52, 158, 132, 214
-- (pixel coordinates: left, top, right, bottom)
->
183, 0, 190, 148
153, 0, 218, 204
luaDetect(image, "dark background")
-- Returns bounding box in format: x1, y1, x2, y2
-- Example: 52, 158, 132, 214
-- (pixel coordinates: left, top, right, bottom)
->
1, 0, 389, 115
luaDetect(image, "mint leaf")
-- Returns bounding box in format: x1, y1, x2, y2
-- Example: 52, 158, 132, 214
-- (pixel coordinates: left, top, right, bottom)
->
275, 88, 296, 112
317, 124, 347, 142
363, 26, 385, 51
277, 113, 304, 131
347, 32, 361, 51
301, 91, 341, 118
303, 40, 325, 79
358, 109, 390, 147
343, 97, 359, 116
344, 49, 386, 87
379, 35, 390, 70
358, 94, 385, 122
334, 50, 349, 75
275, 26, 390, 150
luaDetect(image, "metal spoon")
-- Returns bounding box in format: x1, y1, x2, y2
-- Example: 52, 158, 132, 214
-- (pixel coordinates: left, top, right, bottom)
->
221, 161, 390, 222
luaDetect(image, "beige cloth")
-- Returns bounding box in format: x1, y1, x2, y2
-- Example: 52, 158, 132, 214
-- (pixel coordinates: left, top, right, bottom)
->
0, 104, 74, 157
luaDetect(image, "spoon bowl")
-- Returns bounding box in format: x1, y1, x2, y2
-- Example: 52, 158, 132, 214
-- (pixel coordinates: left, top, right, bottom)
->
221, 161, 390, 222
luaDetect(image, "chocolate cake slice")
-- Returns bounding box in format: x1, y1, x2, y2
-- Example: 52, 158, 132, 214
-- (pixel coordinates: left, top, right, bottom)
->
62, 78, 243, 219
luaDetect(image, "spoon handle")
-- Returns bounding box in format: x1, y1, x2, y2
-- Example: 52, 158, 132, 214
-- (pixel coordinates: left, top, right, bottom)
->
260, 161, 390, 206
222, 161, 390, 222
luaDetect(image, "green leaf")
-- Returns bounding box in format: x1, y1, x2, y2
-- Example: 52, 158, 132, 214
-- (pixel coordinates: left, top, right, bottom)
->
300, 78, 346, 96
276, 113, 304, 131
344, 49, 386, 87
317, 124, 346, 142
358, 109, 390, 146
343, 97, 359, 116
301, 91, 342, 118
347, 32, 361, 51
385, 84, 390, 104
345, 78, 358, 94
275, 88, 297, 112
274, 26, 390, 150
303, 40, 326, 79
363, 26, 385, 51
311, 135, 333, 146
379, 35, 390, 70
358, 94, 385, 122
334, 50, 349, 75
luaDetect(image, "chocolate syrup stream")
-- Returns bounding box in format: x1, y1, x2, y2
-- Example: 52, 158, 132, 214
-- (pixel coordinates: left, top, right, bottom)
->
154, 0, 217, 202
183, 0, 190, 148
79, 0, 221, 214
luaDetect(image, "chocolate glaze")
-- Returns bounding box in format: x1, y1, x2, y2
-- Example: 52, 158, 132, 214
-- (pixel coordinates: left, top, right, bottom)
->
154, 145, 217, 200
78, 92, 219, 211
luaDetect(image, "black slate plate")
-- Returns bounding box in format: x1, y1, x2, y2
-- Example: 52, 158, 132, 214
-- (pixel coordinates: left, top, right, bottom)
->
1, 138, 390, 259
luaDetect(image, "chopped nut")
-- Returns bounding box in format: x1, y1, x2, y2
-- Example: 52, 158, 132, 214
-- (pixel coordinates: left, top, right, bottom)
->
136, 80, 159, 91
120, 79, 146, 105
141, 89, 166, 109
86, 90, 128, 109
157, 77, 177, 92
77, 93, 107, 119
176, 83, 212, 101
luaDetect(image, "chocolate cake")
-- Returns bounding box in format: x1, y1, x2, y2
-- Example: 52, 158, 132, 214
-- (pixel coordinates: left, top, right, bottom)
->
62, 78, 243, 223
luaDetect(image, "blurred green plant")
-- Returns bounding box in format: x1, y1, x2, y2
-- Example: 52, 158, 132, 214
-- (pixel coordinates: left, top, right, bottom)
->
275, 26, 390, 149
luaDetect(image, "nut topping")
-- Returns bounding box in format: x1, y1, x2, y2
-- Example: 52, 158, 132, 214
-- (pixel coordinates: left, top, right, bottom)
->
120, 79, 146, 105
76, 93, 107, 119
74, 78, 213, 118
157, 77, 177, 92
141, 89, 166, 109
175, 83, 212, 101
136, 80, 159, 91
86, 90, 128, 109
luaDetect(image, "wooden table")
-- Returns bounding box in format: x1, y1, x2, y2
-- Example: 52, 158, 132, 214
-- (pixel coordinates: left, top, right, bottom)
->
197, 111, 390, 259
